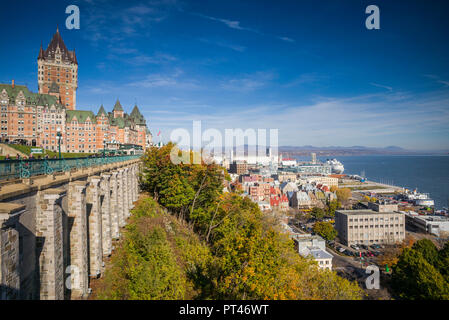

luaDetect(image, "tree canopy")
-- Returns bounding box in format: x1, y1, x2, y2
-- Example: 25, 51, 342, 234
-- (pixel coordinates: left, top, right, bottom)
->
391, 239, 449, 300
97, 144, 364, 300
335, 188, 352, 205
313, 221, 338, 241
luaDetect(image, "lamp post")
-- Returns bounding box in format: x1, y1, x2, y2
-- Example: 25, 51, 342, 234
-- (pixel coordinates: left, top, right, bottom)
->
103, 138, 106, 157
56, 127, 62, 159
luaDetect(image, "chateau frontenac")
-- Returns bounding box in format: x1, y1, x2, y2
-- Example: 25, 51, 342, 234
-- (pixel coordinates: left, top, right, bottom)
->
0, 28, 151, 153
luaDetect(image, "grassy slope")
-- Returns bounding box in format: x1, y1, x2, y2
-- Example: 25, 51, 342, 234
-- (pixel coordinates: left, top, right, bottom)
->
5, 144, 93, 159
91, 195, 210, 300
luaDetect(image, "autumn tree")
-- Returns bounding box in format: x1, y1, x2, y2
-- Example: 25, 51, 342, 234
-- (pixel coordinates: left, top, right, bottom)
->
336, 188, 352, 206
136, 143, 364, 300
326, 199, 341, 217
379, 234, 415, 267
313, 221, 338, 241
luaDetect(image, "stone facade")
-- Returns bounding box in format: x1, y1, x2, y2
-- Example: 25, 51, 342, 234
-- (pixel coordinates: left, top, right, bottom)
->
0, 159, 140, 300
0, 204, 24, 300
100, 173, 112, 257
67, 181, 88, 299
109, 171, 120, 240
36, 188, 66, 300
86, 176, 102, 278
117, 169, 126, 228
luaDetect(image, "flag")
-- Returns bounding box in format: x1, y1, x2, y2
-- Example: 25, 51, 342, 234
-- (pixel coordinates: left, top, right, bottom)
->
157, 130, 161, 136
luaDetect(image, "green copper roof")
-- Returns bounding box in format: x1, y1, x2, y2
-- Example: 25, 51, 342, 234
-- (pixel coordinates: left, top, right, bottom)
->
66, 110, 96, 123
97, 105, 107, 117
0, 83, 63, 108
113, 99, 123, 112
130, 104, 146, 125
108, 112, 125, 128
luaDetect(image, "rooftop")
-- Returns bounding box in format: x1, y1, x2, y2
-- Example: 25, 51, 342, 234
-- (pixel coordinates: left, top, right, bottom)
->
337, 209, 401, 216
416, 215, 449, 222
309, 248, 334, 260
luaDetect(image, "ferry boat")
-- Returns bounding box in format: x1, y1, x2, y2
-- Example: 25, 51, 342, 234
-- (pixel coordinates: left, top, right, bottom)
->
402, 189, 435, 207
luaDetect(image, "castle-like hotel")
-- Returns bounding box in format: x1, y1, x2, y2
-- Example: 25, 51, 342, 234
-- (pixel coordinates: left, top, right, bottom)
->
0, 28, 151, 153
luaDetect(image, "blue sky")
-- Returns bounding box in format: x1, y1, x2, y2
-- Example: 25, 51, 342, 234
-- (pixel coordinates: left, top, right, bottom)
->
1, 0, 449, 150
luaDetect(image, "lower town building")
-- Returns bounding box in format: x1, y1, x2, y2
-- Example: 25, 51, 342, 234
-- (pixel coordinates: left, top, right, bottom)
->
290, 234, 333, 270
335, 209, 405, 246
404, 212, 449, 237
229, 160, 248, 175
301, 176, 339, 188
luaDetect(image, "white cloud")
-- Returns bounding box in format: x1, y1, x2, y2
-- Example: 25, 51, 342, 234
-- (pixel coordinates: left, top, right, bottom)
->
370, 82, 393, 92
194, 13, 295, 43
221, 71, 277, 92
438, 80, 449, 87
278, 36, 295, 43
127, 69, 200, 89
199, 38, 246, 52
424, 74, 449, 88
146, 90, 449, 150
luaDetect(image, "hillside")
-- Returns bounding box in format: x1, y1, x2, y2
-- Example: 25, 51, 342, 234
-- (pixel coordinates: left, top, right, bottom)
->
92, 143, 364, 300
91, 195, 210, 299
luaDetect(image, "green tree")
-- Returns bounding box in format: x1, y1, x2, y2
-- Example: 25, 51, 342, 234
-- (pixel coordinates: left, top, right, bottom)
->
311, 207, 325, 220
313, 221, 338, 241
437, 241, 449, 280
391, 247, 449, 300
412, 239, 439, 267
326, 199, 341, 217
134, 144, 364, 300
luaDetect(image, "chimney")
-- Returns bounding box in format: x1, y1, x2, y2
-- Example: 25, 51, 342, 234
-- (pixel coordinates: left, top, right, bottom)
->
12, 79, 15, 88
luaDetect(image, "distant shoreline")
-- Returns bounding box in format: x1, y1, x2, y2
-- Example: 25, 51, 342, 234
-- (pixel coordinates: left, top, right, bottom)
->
289, 152, 449, 157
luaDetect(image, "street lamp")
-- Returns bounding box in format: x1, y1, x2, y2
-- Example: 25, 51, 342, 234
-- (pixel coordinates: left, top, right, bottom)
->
103, 138, 106, 157
56, 127, 62, 159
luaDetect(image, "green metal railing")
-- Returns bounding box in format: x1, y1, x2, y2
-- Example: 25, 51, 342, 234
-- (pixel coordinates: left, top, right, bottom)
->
0, 155, 140, 181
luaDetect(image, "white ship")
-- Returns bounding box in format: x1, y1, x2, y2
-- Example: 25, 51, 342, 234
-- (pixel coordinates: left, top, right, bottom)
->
325, 159, 345, 174
403, 189, 435, 207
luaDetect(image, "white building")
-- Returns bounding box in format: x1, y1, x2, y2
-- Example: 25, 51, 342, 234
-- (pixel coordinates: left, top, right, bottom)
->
405, 212, 449, 237
290, 234, 333, 270
302, 176, 339, 188
281, 157, 297, 167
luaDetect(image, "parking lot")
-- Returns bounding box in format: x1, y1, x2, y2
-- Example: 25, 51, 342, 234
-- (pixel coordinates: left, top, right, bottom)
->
329, 241, 384, 263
